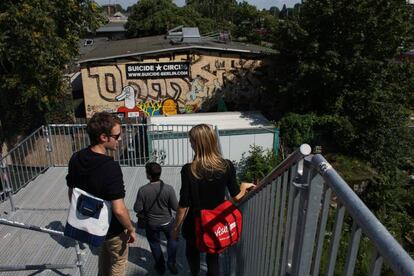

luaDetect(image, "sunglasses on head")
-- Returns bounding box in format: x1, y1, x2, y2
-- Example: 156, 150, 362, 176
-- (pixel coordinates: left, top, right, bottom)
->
108, 133, 121, 140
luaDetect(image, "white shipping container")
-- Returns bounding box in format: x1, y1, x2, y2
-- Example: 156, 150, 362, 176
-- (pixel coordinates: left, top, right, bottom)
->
147, 112, 278, 165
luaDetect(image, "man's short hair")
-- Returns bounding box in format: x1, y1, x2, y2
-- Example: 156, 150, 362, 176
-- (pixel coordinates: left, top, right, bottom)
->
87, 112, 121, 146
145, 162, 162, 181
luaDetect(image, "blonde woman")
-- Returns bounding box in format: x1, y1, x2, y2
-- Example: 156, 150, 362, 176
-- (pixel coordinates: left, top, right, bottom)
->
171, 124, 255, 276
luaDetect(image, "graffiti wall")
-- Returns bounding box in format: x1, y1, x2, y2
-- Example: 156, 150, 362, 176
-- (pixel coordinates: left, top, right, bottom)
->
81, 53, 265, 118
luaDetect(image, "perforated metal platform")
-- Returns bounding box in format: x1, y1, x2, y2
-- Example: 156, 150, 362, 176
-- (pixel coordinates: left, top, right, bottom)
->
0, 166, 212, 275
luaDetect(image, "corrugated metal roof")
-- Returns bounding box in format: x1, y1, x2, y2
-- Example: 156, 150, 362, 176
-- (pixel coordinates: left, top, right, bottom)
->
0, 166, 210, 275
79, 35, 277, 64
96, 22, 126, 33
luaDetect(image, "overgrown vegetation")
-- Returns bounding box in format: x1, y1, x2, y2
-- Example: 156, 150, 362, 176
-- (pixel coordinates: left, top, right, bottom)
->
236, 145, 280, 183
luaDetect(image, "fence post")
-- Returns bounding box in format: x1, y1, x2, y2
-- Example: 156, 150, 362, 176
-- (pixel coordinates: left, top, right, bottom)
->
0, 156, 15, 212
127, 125, 136, 166
75, 241, 85, 276
43, 126, 53, 167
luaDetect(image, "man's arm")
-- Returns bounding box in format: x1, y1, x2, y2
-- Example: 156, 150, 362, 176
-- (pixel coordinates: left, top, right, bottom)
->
112, 198, 136, 243
68, 188, 73, 203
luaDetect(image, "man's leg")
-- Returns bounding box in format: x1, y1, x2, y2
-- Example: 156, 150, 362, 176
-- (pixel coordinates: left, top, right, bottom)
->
162, 221, 178, 274
145, 225, 165, 272
98, 232, 129, 276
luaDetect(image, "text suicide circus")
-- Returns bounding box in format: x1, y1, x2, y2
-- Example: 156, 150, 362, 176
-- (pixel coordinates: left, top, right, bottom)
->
126, 62, 190, 79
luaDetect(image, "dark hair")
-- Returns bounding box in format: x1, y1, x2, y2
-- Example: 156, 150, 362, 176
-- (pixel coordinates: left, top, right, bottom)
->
145, 162, 162, 181
87, 112, 121, 146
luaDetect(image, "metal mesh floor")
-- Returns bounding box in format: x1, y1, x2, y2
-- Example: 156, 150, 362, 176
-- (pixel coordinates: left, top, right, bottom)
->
0, 166, 212, 276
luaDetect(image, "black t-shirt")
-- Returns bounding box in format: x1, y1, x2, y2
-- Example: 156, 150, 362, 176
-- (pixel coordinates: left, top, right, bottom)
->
66, 147, 126, 239
178, 159, 240, 240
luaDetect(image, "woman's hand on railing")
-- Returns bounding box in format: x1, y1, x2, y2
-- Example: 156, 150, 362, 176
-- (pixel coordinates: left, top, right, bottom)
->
233, 182, 256, 202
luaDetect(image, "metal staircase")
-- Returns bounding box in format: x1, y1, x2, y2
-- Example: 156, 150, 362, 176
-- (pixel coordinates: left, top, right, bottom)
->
0, 125, 413, 275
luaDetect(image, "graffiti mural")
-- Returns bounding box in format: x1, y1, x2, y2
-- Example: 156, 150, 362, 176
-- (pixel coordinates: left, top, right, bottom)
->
81, 54, 265, 117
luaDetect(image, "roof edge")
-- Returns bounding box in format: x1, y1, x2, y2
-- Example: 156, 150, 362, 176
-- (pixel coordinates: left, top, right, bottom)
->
79, 45, 276, 64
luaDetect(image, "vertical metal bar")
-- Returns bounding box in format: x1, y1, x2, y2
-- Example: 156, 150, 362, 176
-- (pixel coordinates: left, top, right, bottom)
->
258, 186, 269, 275
368, 249, 383, 276
74, 241, 85, 276
312, 186, 332, 276
43, 125, 53, 167
275, 170, 289, 274
9, 153, 18, 192
325, 202, 346, 276
263, 179, 277, 275
281, 164, 299, 274
292, 173, 324, 276
247, 196, 258, 275
0, 158, 15, 211
258, 184, 272, 276
268, 177, 282, 275
247, 194, 260, 275
15, 149, 23, 190
23, 138, 30, 182
344, 222, 362, 276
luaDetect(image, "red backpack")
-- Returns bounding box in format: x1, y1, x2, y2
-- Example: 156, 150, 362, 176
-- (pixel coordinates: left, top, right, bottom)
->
195, 200, 243, 254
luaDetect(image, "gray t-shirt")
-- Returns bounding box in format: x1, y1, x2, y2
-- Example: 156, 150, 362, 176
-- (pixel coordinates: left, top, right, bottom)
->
133, 181, 178, 226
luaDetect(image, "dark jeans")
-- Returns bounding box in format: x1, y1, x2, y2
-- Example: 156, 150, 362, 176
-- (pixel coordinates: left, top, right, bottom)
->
145, 219, 177, 268
185, 239, 219, 276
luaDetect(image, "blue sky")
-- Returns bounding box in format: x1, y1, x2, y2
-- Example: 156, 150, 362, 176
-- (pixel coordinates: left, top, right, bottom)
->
96, 0, 301, 10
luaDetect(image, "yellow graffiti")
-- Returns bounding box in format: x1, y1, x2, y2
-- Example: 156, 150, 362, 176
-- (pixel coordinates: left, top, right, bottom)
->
137, 101, 163, 117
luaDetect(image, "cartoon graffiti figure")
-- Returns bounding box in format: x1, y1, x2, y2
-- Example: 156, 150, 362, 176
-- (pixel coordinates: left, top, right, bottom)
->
116, 85, 143, 118
187, 76, 204, 101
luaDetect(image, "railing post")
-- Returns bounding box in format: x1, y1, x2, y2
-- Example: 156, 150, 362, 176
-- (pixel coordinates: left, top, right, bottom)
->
43, 125, 53, 167
75, 241, 85, 276
0, 156, 15, 212
127, 125, 136, 166
291, 156, 325, 276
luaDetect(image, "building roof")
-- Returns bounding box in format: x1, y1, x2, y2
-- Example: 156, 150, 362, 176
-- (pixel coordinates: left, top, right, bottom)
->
148, 111, 274, 131
79, 35, 277, 64
96, 22, 126, 33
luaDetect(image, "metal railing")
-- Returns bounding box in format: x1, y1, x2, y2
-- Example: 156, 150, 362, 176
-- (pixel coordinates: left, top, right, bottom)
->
0, 218, 85, 275
0, 124, 196, 207
227, 144, 414, 276
46, 124, 195, 167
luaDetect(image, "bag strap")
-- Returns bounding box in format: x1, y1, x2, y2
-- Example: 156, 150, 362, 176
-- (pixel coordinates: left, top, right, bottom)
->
146, 180, 164, 214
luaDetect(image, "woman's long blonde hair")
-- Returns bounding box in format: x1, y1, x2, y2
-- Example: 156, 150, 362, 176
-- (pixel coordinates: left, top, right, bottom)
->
189, 124, 227, 179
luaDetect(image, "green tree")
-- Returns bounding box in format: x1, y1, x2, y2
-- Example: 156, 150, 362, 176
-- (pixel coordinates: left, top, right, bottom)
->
263, 0, 414, 258
187, 0, 237, 22
0, 0, 104, 148
126, 0, 208, 38
236, 145, 280, 183
268, 0, 414, 168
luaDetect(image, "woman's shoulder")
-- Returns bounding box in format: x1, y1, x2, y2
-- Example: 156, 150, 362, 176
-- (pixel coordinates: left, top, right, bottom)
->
181, 163, 192, 173
223, 159, 234, 167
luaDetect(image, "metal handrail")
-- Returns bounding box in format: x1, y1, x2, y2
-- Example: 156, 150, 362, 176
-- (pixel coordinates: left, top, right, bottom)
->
237, 144, 311, 206
0, 218, 85, 275
0, 126, 44, 161
310, 154, 414, 276
228, 144, 414, 276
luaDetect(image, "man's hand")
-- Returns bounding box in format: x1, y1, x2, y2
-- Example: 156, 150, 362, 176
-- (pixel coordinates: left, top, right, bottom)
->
127, 228, 136, 244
